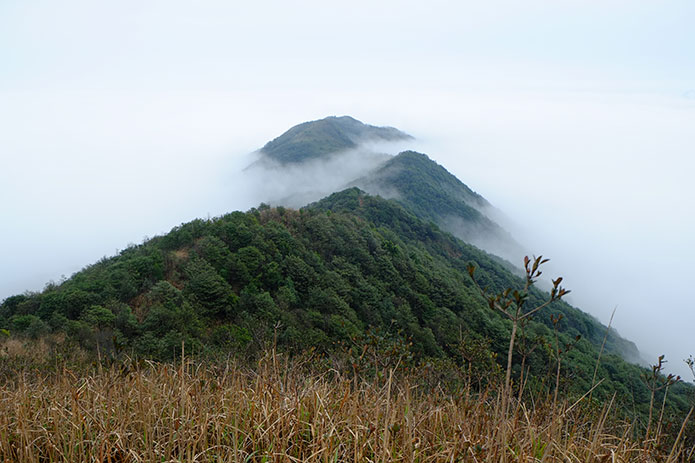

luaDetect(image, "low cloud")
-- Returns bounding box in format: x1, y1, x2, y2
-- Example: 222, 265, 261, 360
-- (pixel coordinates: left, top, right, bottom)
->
238, 144, 399, 209
1, 88, 693, 379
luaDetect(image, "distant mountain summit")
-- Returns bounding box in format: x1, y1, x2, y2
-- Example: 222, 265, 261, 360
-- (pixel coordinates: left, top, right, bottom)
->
259, 116, 412, 164
0, 115, 654, 412
353, 151, 524, 261
252, 116, 523, 262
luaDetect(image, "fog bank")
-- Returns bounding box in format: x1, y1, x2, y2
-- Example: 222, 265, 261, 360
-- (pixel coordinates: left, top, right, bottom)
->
2, 0, 694, 377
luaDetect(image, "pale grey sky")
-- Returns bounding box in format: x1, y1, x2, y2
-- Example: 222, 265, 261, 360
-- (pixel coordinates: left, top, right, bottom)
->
1, 0, 694, 375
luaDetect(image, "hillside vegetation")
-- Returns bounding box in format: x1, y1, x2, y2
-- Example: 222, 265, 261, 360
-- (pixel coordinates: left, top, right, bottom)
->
260, 116, 523, 266
354, 150, 522, 259
2, 189, 691, 439
2, 117, 694, 457
260, 116, 411, 165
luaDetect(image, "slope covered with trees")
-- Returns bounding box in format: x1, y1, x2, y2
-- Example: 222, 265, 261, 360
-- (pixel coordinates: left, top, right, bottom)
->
2, 116, 692, 449
1, 189, 688, 426
354, 150, 523, 259
257, 116, 521, 262
259, 115, 411, 165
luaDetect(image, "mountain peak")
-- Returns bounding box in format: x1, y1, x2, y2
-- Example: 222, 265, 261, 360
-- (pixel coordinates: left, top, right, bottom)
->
259, 115, 412, 165
351, 150, 526, 262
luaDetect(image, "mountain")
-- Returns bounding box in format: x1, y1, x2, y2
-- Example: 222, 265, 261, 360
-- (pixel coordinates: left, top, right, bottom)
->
248, 117, 643, 366
252, 116, 522, 261
3, 116, 683, 425
0, 188, 640, 366
259, 116, 412, 165
1, 188, 679, 417
353, 150, 524, 261
309, 189, 641, 362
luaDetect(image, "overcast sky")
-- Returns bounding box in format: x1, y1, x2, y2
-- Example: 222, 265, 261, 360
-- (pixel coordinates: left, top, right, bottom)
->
1, 1, 694, 376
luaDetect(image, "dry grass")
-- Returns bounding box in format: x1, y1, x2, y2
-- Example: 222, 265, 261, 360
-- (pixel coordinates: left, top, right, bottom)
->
0, 350, 689, 462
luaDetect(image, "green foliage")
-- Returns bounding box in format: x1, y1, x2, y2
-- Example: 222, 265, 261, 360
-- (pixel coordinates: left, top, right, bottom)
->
0, 188, 689, 425
81, 305, 116, 330
38, 289, 96, 319
455, 331, 502, 387
354, 151, 516, 253
112, 303, 139, 339
10, 315, 48, 339
260, 116, 410, 164
210, 324, 252, 350
343, 326, 415, 383
184, 258, 236, 317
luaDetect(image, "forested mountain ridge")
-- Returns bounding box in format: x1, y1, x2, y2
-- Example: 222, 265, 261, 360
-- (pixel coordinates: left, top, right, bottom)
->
3, 188, 684, 421
254, 116, 522, 260
2, 117, 689, 437
310, 188, 640, 360
259, 115, 412, 165
1, 116, 641, 368
353, 150, 524, 260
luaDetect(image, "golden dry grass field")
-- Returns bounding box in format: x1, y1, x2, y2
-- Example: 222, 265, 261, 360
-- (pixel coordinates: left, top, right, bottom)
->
0, 345, 690, 463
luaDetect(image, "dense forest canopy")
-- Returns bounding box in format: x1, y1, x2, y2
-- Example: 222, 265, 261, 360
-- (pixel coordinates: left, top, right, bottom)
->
260, 117, 521, 261
1, 188, 690, 425
2, 117, 693, 445
260, 116, 411, 165
353, 150, 522, 259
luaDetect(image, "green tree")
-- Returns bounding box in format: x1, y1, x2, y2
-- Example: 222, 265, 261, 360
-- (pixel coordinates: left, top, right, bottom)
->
81, 305, 116, 330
